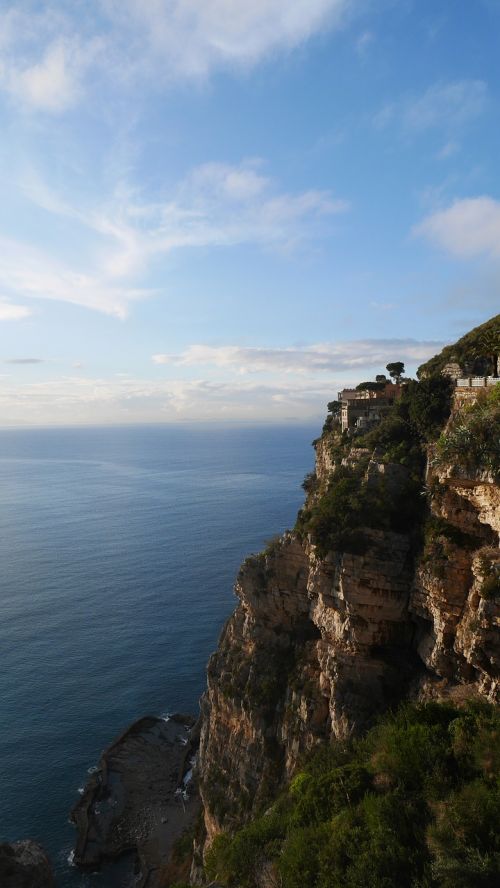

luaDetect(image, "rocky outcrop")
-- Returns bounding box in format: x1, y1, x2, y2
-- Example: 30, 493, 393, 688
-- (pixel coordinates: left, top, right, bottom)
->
410, 459, 499, 702
197, 454, 420, 851
0, 841, 54, 888
72, 714, 199, 887
196, 394, 499, 872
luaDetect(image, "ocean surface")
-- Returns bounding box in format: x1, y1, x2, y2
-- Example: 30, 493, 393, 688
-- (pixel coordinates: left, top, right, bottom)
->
0, 423, 315, 887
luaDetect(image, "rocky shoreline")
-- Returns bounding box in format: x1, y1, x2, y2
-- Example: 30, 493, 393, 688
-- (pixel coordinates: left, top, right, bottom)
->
71, 713, 200, 887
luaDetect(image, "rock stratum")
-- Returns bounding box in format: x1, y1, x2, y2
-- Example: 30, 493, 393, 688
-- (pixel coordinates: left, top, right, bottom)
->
0, 841, 54, 888
72, 714, 200, 887
194, 316, 500, 879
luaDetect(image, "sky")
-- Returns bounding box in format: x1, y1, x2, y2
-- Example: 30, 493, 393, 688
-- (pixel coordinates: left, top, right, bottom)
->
0, 0, 499, 426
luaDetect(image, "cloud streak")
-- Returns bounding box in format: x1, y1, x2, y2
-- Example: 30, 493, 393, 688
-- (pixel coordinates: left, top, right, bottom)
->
0, 373, 343, 426
0, 1, 353, 112
6, 160, 347, 316
0, 302, 32, 321
415, 197, 500, 259
374, 79, 488, 136
152, 339, 443, 375
0, 235, 150, 318
4, 358, 43, 364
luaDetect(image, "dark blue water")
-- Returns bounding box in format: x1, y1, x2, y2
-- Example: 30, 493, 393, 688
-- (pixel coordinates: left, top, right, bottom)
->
0, 423, 314, 886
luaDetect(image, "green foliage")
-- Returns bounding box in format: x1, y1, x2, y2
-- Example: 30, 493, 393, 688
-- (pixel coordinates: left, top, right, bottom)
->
476, 549, 500, 600
205, 812, 286, 887
428, 781, 500, 887
357, 413, 423, 469
418, 314, 500, 378
295, 462, 397, 556
295, 456, 424, 557
422, 518, 481, 574
402, 376, 454, 442
300, 374, 457, 557
386, 361, 405, 381
301, 471, 318, 495
355, 380, 386, 391
206, 701, 500, 888
434, 384, 500, 478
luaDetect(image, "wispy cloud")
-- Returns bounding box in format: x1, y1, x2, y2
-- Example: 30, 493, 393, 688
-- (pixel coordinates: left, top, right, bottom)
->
0, 6, 101, 113
374, 79, 488, 136
99, 0, 352, 81
415, 196, 500, 259
355, 30, 374, 57
404, 80, 487, 130
0, 235, 149, 318
152, 339, 443, 375
9, 160, 347, 316
0, 374, 343, 426
4, 358, 43, 364
24, 160, 347, 275
0, 301, 32, 321
0, 1, 354, 113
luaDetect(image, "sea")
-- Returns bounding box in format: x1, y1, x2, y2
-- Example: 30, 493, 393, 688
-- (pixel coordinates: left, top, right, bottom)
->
0, 423, 316, 887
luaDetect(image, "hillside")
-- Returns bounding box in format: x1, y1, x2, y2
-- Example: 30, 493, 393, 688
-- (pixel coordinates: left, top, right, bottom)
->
183, 316, 500, 888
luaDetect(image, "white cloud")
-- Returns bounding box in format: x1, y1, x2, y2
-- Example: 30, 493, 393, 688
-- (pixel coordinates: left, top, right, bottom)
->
18, 160, 347, 302
415, 197, 500, 259
0, 236, 149, 318
437, 141, 459, 160
0, 1, 354, 112
374, 80, 487, 135
404, 80, 487, 131
0, 301, 32, 321
355, 30, 374, 56
152, 339, 443, 375
4, 358, 43, 364
1, 159, 345, 317
0, 373, 342, 426
103, 0, 352, 79
6, 39, 83, 112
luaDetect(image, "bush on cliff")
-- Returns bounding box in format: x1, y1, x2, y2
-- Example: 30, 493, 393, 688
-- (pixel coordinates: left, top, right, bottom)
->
434, 383, 500, 479
205, 701, 500, 888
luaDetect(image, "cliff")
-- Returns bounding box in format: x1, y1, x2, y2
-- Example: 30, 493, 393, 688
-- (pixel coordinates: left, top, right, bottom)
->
193, 319, 500, 882
0, 841, 54, 888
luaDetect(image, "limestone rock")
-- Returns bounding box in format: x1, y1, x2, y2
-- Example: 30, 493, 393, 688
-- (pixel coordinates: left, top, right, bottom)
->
0, 841, 54, 888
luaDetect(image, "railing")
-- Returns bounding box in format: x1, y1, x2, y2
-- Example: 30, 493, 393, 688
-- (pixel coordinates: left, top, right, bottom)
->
456, 377, 498, 388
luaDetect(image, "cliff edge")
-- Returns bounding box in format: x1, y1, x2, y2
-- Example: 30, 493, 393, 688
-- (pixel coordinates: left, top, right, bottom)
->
193, 316, 500, 881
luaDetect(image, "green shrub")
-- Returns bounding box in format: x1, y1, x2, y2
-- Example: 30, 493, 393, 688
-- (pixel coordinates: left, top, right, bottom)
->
435, 384, 500, 478
205, 701, 500, 888
428, 781, 500, 887
476, 550, 500, 600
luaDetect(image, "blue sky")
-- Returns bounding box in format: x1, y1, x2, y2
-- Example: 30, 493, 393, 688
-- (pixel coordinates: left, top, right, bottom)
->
0, 0, 499, 425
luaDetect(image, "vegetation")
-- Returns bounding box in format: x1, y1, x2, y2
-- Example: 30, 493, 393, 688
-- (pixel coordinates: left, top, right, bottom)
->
386, 361, 405, 382
434, 383, 500, 479
355, 380, 386, 391
295, 460, 423, 556
476, 549, 500, 600
421, 517, 481, 577
205, 701, 500, 888
296, 374, 453, 556
418, 314, 500, 379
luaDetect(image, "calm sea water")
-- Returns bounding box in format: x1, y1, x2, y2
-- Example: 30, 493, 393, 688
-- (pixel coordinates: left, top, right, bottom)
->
0, 423, 315, 887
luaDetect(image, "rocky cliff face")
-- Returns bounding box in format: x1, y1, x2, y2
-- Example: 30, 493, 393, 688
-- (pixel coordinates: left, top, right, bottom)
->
0, 841, 54, 888
411, 463, 499, 701
195, 384, 499, 871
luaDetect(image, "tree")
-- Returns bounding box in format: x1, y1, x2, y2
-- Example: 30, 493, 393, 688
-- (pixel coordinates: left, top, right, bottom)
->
355, 381, 385, 392
376, 374, 387, 383
327, 400, 341, 416
386, 362, 405, 383
473, 328, 500, 377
